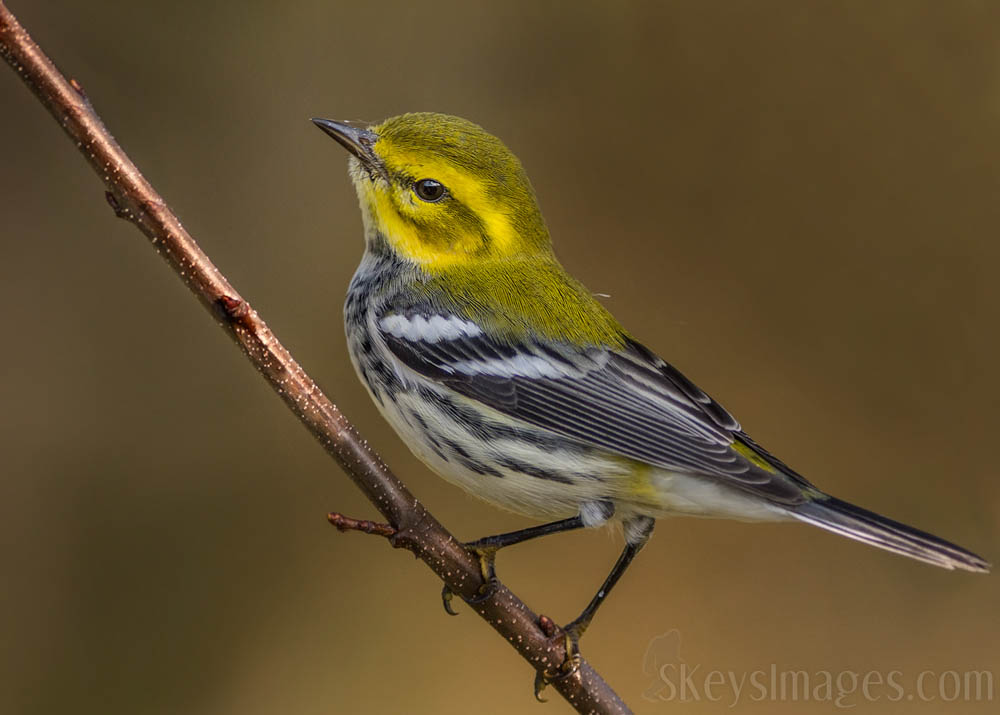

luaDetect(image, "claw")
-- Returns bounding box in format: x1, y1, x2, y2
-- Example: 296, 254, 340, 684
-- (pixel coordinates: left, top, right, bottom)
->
441, 584, 459, 616
533, 669, 550, 702
465, 575, 499, 604
440, 567, 498, 617
439, 541, 498, 616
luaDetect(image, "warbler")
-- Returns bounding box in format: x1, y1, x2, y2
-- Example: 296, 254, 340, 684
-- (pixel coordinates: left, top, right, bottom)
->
312, 112, 988, 660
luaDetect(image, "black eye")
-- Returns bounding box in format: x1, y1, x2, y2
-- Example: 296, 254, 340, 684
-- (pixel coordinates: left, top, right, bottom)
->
414, 178, 446, 202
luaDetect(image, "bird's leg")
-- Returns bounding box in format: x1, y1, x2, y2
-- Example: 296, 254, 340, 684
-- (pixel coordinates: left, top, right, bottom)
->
535, 516, 654, 698
442, 515, 585, 614
465, 515, 588, 579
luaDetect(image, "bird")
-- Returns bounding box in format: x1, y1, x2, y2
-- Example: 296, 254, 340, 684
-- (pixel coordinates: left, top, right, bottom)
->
311, 111, 989, 677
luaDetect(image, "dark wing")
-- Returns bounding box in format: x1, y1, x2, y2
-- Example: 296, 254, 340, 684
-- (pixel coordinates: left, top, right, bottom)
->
377, 309, 810, 504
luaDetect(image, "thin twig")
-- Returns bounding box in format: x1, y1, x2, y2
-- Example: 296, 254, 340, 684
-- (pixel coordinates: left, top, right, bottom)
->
0, 3, 631, 713
328, 512, 397, 538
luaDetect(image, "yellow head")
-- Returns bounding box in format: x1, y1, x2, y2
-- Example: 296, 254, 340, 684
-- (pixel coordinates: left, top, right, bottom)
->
314, 112, 627, 347
313, 113, 551, 271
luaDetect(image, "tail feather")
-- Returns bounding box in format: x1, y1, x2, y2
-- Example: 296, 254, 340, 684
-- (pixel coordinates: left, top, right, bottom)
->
790, 495, 990, 573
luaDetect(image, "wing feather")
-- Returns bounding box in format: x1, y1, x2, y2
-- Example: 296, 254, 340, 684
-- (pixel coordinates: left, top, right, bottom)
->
378, 309, 809, 504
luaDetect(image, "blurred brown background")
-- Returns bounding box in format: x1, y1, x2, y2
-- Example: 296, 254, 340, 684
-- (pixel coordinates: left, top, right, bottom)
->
2, 1, 998, 713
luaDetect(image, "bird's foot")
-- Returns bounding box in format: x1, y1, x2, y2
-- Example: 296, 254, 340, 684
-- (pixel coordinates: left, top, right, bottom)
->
441, 541, 499, 615
533, 614, 585, 701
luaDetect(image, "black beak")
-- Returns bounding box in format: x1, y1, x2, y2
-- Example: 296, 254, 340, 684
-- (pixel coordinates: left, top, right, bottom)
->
311, 118, 381, 173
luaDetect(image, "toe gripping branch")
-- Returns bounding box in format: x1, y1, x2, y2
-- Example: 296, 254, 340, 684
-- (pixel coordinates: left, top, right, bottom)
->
441, 543, 500, 615
533, 615, 584, 701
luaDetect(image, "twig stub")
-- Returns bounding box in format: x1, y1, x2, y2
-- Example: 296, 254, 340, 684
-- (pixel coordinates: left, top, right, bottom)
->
327, 512, 397, 538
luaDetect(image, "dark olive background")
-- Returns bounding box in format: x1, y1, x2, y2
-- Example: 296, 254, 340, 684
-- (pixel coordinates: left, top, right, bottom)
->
2, 2, 998, 713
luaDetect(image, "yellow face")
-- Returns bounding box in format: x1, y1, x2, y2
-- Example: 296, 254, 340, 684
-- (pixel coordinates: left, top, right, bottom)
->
347, 113, 551, 272
314, 112, 627, 348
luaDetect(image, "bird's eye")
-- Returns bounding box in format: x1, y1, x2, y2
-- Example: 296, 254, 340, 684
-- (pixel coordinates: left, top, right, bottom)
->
414, 179, 446, 202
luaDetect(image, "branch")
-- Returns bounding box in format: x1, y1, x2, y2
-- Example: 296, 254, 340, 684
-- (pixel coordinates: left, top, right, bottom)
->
0, 3, 631, 713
